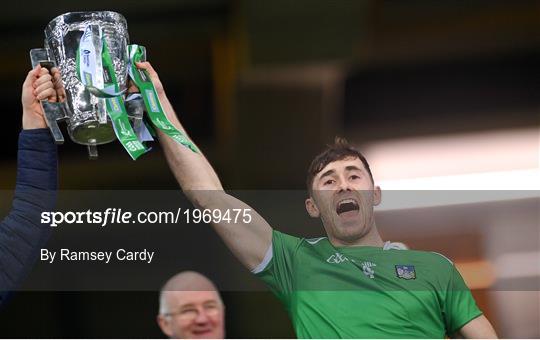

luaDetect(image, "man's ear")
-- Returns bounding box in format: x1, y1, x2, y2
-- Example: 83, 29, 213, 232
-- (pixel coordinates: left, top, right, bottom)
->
157, 315, 173, 338
305, 197, 320, 218
373, 185, 382, 206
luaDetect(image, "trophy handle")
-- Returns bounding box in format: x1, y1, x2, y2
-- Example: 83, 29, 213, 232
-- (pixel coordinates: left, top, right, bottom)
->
29, 48, 67, 145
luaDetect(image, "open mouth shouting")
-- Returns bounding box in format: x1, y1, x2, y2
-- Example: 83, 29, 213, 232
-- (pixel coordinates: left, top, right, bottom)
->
335, 198, 360, 220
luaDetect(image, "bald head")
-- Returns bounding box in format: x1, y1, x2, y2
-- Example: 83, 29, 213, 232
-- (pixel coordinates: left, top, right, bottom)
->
162, 271, 219, 292
157, 271, 225, 339
159, 271, 221, 314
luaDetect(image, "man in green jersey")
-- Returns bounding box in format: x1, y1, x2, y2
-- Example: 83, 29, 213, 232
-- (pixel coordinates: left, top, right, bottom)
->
134, 61, 497, 338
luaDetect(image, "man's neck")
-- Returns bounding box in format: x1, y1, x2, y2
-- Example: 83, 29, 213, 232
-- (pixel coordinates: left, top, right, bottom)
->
329, 224, 384, 248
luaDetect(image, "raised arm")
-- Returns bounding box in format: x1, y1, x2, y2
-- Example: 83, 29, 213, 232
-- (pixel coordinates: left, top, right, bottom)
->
134, 62, 272, 270
0, 66, 58, 305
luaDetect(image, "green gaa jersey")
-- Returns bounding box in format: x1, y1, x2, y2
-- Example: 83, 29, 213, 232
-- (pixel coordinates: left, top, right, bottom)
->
254, 230, 482, 338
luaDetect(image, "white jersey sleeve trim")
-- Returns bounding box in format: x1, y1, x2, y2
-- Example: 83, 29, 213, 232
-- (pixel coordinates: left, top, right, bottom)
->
306, 237, 326, 245
251, 243, 274, 274
431, 251, 454, 264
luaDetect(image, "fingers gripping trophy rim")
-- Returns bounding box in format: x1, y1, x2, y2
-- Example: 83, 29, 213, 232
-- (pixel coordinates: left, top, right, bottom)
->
35, 69, 58, 102
49, 67, 66, 102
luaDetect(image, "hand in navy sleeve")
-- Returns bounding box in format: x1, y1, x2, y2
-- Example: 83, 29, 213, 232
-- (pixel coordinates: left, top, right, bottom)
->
0, 66, 59, 306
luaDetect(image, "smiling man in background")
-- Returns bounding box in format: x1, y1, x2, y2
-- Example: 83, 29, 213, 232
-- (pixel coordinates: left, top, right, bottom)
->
157, 271, 225, 339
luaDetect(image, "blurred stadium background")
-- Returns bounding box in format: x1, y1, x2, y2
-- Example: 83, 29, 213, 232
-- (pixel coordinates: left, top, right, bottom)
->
0, 0, 538, 338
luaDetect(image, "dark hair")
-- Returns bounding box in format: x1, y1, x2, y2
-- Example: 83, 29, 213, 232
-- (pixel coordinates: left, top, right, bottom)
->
306, 137, 373, 194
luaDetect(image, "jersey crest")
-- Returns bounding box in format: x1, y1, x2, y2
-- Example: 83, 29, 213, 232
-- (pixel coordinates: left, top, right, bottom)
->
360, 261, 376, 279
395, 265, 416, 280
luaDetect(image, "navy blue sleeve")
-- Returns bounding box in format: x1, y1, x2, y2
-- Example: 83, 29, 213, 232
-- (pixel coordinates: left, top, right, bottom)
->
0, 129, 57, 306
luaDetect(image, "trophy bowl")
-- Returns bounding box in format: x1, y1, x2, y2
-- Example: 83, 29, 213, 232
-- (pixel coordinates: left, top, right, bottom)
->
31, 11, 134, 158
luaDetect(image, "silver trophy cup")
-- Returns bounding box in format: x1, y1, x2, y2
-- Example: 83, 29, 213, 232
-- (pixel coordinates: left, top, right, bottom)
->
30, 11, 145, 159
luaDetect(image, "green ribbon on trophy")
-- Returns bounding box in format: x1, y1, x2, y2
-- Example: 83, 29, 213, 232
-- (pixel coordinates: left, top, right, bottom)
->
127, 44, 199, 153
77, 25, 148, 160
